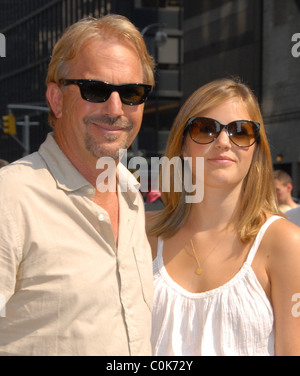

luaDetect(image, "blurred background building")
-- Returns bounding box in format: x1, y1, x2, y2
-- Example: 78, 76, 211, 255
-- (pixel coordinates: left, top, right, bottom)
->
0, 0, 300, 195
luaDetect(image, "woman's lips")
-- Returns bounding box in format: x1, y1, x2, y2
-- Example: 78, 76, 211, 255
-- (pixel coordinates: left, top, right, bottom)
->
208, 156, 235, 164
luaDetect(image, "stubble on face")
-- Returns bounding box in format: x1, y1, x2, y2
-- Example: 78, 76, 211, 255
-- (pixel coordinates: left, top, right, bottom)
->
83, 114, 134, 160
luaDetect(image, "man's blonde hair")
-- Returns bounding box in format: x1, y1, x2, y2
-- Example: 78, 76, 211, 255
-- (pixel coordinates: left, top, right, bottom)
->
274, 170, 293, 186
46, 14, 155, 127
148, 78, 280, 243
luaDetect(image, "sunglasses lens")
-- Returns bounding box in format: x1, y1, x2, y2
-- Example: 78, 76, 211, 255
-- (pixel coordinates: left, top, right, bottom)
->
228, 121, 258, 147
189, 118, 219, 144
81, 81, 109, 103
120, 84, 148, 105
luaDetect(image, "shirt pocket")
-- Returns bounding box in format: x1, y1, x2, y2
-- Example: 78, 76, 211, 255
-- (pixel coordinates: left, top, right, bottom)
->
132, 246, 154, 311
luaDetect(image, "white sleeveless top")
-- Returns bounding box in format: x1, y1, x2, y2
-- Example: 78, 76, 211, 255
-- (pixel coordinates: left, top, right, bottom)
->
151, 216, 281, 356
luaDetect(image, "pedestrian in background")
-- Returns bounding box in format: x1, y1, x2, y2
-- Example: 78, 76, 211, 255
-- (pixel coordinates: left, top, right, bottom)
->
0, 15, 154, 356
273, 169, 299, 213
0, 159, 9, 168
147, 78, 300, 356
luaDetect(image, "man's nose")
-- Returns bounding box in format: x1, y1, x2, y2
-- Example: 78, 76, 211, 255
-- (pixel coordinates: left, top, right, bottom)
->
101, 91, 124, 118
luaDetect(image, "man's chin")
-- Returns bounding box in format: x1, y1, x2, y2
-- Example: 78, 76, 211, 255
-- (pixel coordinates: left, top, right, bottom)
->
85, 138, 130, 161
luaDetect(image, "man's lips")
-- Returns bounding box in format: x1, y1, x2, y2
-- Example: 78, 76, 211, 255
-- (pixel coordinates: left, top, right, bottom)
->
91, 122, 128, 132
84, 115, 133, 132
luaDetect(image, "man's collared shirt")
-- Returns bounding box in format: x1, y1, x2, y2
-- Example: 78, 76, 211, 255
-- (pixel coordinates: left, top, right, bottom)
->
0, 133, 153, 356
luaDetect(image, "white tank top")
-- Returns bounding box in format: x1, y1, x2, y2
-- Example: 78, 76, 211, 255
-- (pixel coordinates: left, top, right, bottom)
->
151, 216, 282, 356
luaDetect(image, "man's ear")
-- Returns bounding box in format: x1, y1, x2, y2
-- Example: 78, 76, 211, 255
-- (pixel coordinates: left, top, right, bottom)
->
46, 83, 63, 119
287, 182, 293, 193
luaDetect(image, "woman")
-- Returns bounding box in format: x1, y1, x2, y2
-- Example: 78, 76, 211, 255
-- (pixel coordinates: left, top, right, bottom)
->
147, 78, 300, 356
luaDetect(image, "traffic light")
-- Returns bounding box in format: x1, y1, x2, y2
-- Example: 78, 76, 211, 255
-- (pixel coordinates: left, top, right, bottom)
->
2, 113, 16, 135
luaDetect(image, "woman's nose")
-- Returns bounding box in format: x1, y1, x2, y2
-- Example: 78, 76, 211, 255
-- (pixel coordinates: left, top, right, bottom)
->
214, 129, 231, 149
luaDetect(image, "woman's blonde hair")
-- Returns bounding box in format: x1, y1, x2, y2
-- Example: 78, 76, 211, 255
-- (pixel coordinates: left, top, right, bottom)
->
148, 77, 280, 243
46, 14, 155, 127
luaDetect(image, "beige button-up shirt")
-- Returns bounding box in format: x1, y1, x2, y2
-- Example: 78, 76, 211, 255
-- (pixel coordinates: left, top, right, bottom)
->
0, 133, 153, 356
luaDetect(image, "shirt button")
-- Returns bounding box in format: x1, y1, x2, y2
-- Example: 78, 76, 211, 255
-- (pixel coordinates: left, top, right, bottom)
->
98, 214, 105, 222
86, 187, 95, 196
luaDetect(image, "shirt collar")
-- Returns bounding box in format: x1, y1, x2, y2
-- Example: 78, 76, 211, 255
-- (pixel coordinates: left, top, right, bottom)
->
39, 133, 141, 203
38, 133, 92, 192
117, 162, 141, 206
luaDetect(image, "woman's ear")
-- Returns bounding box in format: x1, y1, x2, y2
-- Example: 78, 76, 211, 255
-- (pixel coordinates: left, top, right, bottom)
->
46, 83, 63, 119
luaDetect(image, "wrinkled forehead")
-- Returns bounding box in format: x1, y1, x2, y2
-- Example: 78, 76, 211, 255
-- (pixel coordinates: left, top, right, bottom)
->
65, 37, 143, 81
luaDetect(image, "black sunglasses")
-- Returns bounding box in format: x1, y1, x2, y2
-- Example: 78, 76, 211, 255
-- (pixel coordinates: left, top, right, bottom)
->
59, 79, 152, 106
184, 117, 260, 147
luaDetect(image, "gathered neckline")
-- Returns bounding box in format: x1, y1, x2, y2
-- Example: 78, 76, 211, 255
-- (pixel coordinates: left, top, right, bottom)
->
154, 249, 253, 299
154, 215, 282, 300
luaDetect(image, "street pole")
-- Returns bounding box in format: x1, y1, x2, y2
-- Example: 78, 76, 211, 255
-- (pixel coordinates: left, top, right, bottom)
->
5, 104, 47, 156
17, 115, 39, 156
130, 23, 167, 157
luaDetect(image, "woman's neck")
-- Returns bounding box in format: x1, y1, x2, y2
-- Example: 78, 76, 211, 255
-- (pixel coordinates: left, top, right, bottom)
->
187, 184, 242, 232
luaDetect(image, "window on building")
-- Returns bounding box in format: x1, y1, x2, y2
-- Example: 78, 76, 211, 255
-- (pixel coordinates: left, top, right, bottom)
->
135, 0, 180, 8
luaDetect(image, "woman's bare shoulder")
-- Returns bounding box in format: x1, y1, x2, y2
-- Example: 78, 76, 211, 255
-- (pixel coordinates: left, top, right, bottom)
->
263, 218, 300, 355
266, 218, 300, 248
263, 217, 300, 267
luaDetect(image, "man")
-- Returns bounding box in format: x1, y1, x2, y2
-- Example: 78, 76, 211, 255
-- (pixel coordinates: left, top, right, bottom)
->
274, 170, 299, 213
0, 15, 155, 356
0, 159, 9, 168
